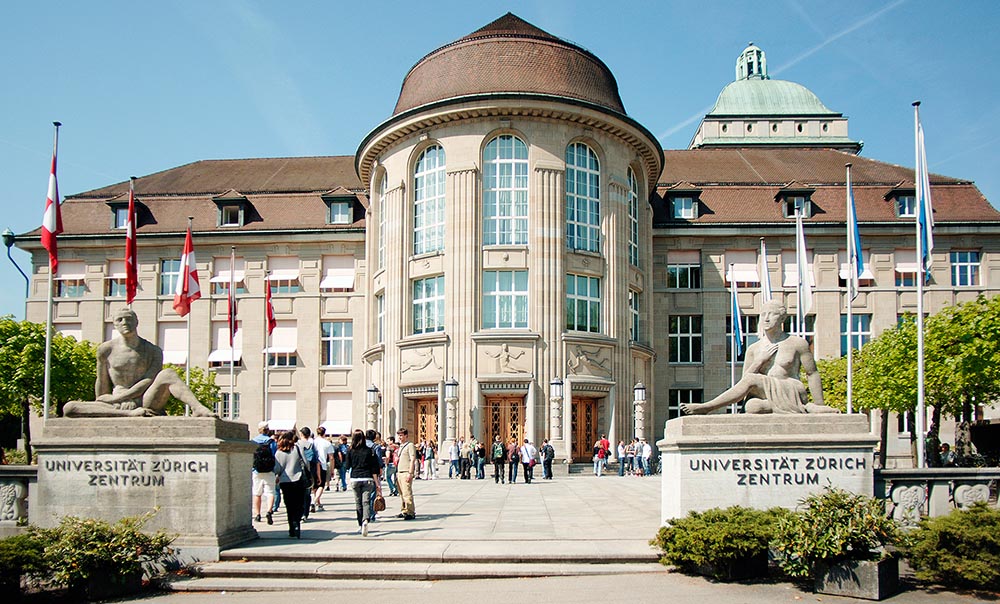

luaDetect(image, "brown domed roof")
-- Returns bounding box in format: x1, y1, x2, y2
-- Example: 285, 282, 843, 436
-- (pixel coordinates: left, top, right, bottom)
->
392, 13, 626, 116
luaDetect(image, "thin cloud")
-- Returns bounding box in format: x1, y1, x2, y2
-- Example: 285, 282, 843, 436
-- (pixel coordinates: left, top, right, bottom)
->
657, 0, 907, 143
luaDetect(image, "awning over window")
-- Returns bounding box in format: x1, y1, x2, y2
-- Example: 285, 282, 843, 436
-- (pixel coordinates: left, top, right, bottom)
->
209, 323, 242, 361
781, 250, 816, 287
210, 257, 246, 283
725, 250, 759, 283
318, 420, 352, 435
837, 250, 875, 280
320, 394, 353, 436
266, 256, 300, 281
263, 322, 296, 353
667, 250, 700, 264
268, 399, 296, 432
106, 260, 126, 279
894, 249, 918, 274
207, 349, 243, 363
55, 261, 86, 280
158, 323, 188, 365
320, 255, 356, 289
266, 419, 296, 432
56, 324, 83, 341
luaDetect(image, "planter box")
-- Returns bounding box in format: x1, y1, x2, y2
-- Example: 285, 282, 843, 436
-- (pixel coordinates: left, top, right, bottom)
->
695, 552, 768, 581
815, 558, 899, 600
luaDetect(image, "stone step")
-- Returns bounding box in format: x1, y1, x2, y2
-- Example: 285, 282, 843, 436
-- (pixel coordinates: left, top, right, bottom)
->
164, 560, 667, 590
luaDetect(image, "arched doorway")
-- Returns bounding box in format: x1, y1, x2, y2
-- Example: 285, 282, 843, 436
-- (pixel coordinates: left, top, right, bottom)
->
571, 397, 599, 461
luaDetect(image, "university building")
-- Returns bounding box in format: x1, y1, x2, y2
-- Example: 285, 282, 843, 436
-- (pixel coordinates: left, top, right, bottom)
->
20, 15, 1000, 467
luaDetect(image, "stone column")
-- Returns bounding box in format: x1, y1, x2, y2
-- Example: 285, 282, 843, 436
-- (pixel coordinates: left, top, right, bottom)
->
445, 394, 457, 443
549, 393, 563, 440
533, 161, 565, 448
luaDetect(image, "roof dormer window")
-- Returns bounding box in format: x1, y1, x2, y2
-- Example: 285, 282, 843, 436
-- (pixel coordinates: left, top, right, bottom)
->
322, 189, 358, 225
897, 194, 916, 218
782, 195, 811, 219
213, 190, 249, 228
220, 205, 242, 227
670, 195, 698, 220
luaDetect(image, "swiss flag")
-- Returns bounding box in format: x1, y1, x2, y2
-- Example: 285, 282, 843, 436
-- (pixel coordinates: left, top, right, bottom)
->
125, 179, 138, 303
41, 130, 62, 272
264, 278, 276, 336
172, 225, 201, 317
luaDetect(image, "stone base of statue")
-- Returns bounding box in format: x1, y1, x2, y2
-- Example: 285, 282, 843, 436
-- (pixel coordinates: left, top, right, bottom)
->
657, 414, 877, 523
31, 417, 257, 562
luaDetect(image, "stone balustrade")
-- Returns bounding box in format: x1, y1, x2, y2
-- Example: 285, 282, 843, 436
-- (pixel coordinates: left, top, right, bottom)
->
0, 465, 36, 537
875, 467, 1000, 527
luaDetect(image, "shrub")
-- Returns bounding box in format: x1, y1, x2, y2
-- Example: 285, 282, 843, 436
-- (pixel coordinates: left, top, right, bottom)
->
35, 511, 174, 588
651, 506, 792, 579
900, 502, 1000, 590
3, 448, 29, 465
0, 532, 49, 581
773, 487, 898, 579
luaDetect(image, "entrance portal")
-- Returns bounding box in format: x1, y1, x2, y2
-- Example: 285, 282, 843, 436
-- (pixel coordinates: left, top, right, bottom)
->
411, 397, 438, 444
571, 397, 599, 462
482, 396, 524, 445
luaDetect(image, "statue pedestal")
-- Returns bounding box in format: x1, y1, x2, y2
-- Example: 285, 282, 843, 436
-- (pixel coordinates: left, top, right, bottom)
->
31, 417, 257, 562
657, 415, 876, 524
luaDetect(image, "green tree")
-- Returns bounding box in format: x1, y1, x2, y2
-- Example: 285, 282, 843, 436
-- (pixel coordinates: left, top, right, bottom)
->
0, 317, 97, 459
161, 364, 219, 416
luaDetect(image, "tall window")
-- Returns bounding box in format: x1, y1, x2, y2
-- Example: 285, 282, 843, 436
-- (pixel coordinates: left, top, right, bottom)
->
783, 315, 816, 347
565, 142, 600, 252
668, 315, 702, 364
629, 290, 640, 342
378, 175, 386, 270
321, 321, 353, 366
668, 389, 702, 421
628, 169, 640, 266
160, 259, 181, 296
726, 314, 759, 362
840, 314, 871, 355
375, 294, 384, 343
483, 135, 528, 246
216, 393, 240, 420
951, 251, 980, 286
105, 260, 126, 297
566, 274, 601, 333
413, 145, 446, 255
412, 275, 445, 334
666, 251, 701, 288
267, 256, 301, 294
211, 257, 247, 295
482, 270, 528, 329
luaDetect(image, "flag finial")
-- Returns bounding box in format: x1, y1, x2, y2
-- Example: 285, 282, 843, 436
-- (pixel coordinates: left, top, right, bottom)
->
912, 100, 921, 107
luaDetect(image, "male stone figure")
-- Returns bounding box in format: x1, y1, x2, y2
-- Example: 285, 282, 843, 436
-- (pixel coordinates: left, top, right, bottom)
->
682, 300, 838, 415
63, 308, 214, 417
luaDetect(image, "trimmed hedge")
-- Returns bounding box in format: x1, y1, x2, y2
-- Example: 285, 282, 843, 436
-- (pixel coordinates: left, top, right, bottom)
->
900, 502, 1000, 591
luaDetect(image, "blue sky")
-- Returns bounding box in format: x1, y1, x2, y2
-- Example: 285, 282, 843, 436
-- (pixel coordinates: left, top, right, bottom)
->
2, 1, 998, 319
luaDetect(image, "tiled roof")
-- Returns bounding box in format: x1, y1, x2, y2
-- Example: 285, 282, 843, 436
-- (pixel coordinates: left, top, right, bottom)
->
71, 156, 362, 199
392, 13, 625, 116
33, 156, 367, 237
656, 148, 999, 224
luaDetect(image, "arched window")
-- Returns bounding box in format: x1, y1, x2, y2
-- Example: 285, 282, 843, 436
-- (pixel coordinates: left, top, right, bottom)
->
628, 168, 640, 267
413, 145, 446, 255
483, 135, 528, 245
377, 174, 386, 270
566, 142, 600, 252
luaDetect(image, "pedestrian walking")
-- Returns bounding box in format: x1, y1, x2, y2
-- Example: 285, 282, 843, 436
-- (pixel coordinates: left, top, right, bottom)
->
541, 438, 555, 480
519, 438, 538, 484
346, 430, 382, 537
507, 438, 520, 484
491, 435, 506, 484
273, 430, 309, 538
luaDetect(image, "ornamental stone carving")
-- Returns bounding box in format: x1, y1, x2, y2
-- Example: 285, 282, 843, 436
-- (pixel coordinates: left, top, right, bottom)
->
890, 484, 926, 527
953, 483, 990, 509
0, 479, 28, 523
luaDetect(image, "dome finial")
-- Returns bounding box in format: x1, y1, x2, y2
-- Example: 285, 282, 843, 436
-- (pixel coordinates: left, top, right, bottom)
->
736, 42, 767, 81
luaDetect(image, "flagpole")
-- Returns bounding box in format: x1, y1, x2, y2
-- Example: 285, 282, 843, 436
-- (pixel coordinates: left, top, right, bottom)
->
729, 264, 738, 414
846, 163, 854, 415
42, 121, 61, 423
759, 237, 772, 303
914, 101, 927, 468
795, 209, 804, 337
264, 271, 270, 419
185, 217, 193, 389
229, 246, 236, 409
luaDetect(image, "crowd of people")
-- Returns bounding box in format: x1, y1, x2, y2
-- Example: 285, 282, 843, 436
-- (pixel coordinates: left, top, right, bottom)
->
250, 423, 655, 538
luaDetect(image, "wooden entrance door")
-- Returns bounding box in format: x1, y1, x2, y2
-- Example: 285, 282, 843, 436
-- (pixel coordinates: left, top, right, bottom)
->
413, 398, 438, 444
571, 397, 598, 462
483, 396, 524, 445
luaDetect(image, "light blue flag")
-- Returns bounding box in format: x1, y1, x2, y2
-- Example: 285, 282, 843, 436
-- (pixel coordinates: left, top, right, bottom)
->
846, 164, 864, 299
915, 113, 934, 283
731, 270, 743, 358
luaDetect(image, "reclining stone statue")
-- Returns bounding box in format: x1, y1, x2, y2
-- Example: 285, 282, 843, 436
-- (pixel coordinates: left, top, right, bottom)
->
63, 308, 215, 418
682, 300, 839, 415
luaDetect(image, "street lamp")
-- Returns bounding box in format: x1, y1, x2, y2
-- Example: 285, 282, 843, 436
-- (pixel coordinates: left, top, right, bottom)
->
444, 377, 458, 443
366, 384, 379, 431
550, 376, 564, 441
2, 228, 29, 298
633, 382, 647, 441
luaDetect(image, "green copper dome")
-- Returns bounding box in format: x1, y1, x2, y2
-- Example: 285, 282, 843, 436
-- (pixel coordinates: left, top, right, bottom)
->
709, 78, 838, 117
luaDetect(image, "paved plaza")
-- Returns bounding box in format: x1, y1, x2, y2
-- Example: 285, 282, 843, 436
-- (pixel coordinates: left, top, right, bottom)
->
148, 472, 992, 603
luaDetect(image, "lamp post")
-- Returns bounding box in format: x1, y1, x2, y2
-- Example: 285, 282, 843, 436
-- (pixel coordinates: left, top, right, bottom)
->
2, 229, 29, 299
445, 377, 458, 443
633, 382, 647, 441
549, 377, 563, 440
366, 384, 379, 431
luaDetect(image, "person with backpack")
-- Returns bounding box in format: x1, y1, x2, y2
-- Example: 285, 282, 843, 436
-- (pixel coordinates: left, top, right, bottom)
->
298, 427, 318, 520
541, 438, 556, 480
251, 421, 277, 525
491, 435, 506, 484
593, 438, 608, 477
